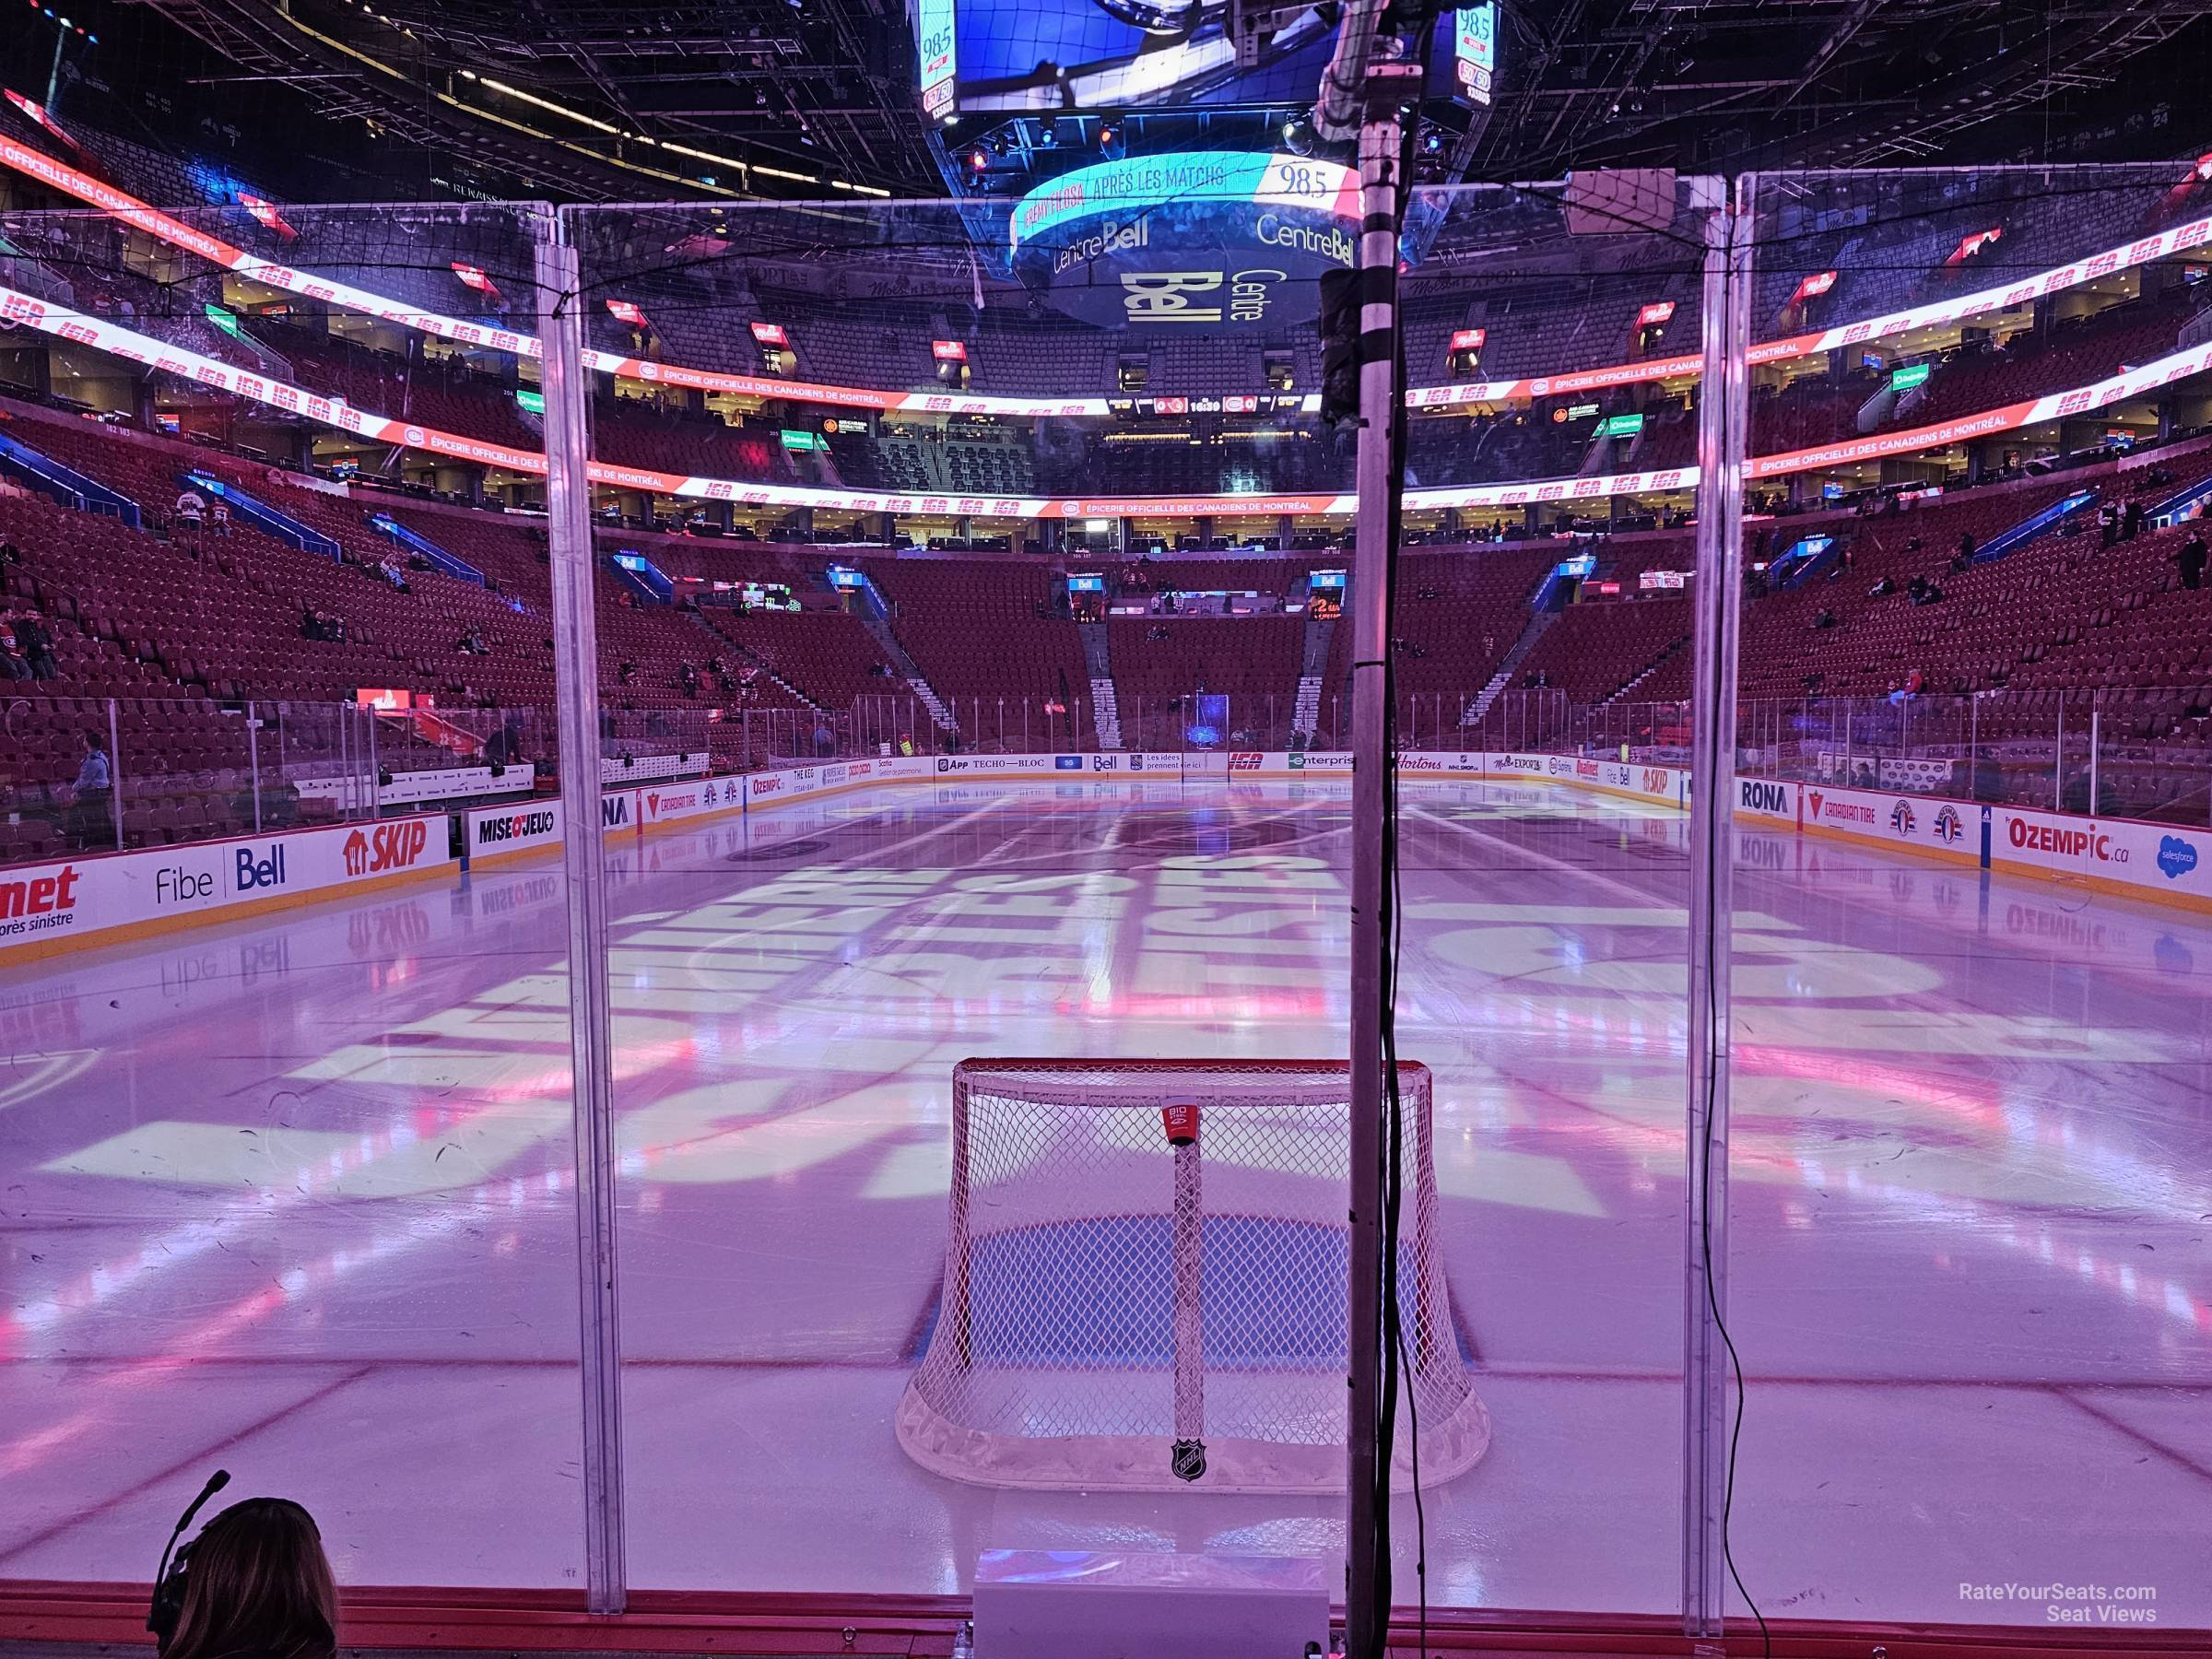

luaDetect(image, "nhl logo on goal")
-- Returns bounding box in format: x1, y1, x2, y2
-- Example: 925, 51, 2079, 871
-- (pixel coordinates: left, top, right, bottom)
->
1171, 1437, 1207, 1483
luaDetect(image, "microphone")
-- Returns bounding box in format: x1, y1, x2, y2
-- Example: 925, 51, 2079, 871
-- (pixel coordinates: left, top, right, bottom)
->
147, 1470, 229, 1636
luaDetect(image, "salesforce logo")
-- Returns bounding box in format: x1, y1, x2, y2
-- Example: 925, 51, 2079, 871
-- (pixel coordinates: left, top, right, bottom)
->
2157, 835, 2199, 881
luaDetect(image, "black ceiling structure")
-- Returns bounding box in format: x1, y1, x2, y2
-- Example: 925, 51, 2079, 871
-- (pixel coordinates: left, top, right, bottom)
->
49, 0, 2212, 205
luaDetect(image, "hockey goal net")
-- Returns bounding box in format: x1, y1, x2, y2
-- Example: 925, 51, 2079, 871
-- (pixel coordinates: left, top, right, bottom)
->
895, 1058, 1491, 1494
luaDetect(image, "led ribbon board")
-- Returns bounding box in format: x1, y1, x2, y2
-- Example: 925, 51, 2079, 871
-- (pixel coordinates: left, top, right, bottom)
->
6, 281, 2210, 520
1010, 153, 1359, 329
5, 133, 2209, 415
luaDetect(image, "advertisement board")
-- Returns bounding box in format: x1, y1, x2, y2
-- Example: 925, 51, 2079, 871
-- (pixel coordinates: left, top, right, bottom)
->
465, 799, 563, 864
921, 8, 1463, 115
637, 775, 745, 827
0, 815, 451, 961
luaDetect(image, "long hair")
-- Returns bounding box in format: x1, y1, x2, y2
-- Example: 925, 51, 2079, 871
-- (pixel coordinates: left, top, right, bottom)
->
159, 1499, 337, 1659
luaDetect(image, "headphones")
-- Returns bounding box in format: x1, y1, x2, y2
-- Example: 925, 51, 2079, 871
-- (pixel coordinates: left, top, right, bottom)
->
147, 1471, 229, 1648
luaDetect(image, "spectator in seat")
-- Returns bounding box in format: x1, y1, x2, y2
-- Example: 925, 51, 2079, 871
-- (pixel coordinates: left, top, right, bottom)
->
617, 659, 637, 686
1869, 576, 1895, 598
2123, 500, 2146, 542
153, 1496, 338, 1659
678, 662, 699, 698
15, 608, 56, 679
175, 487, 206, 537
2178, 531, 2206, 592
209, 498, 232, 536
1952, 532, 1976, 571
2098, 499, 2119, 547
65, 732, 112, 848
0, 612, 30, 680
1811, 608, 1836, 629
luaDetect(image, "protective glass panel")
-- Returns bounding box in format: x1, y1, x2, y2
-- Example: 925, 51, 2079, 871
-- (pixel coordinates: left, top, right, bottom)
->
571, 177, 1708, 1616
0, 200, 587, 1590
1736, 164, 2212, 1631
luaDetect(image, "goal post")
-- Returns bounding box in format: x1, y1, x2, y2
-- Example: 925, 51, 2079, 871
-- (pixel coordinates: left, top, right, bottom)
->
896, 1058, 1492, 1495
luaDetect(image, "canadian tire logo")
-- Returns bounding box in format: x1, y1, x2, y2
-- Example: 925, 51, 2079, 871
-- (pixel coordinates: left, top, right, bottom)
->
645, 792, 659, 817
1807, 790, 1824, 819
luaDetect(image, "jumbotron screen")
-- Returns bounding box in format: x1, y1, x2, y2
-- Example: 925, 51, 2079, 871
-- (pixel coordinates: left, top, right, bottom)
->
918, 0, 1497, 116
1010, 151, 1360, 327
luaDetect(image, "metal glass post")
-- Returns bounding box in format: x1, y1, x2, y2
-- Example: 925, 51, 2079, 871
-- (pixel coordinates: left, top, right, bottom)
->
1681, 172, 1751, 1641
536, 213, 628, 1617
2088, 704, 2100, 814
248, 702, 262, 833
2054, 704, 2065, 810
107, 698, 124, 851
1342, 62, 1413, 1659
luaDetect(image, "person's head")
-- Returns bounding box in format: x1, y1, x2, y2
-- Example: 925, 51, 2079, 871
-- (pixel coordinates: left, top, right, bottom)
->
159, 1498, 336, 1659
82, 732, 103, 755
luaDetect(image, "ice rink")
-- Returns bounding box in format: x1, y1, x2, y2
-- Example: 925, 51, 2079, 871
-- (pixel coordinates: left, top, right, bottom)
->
2, 775, 2206, 1626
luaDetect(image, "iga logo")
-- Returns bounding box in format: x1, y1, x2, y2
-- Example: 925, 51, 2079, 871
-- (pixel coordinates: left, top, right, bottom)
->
1889, 800, 1917, 838
1933, 805, 1964, 845
1228, 752, 1263, 771
2157, 835, 2199, 881
342, 819, 430, 876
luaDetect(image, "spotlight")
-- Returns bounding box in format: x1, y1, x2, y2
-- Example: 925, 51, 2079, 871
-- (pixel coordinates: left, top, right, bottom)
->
1420, 127, 1445, 156
970, 147, 989, 171
1281, 117, 1315, 157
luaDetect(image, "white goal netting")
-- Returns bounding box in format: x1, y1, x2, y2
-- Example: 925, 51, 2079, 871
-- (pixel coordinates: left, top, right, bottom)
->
895, 1059, 1491, 1494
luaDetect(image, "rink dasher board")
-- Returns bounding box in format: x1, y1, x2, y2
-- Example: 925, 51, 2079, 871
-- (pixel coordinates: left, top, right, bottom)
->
1746, 776, 2212, 912
0, 814, 452, 964
8, 756, 2208, 964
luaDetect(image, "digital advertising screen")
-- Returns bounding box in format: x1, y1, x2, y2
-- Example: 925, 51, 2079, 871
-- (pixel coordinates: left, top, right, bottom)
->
1009, 150, 1361, 328
918, 1, 1470, 117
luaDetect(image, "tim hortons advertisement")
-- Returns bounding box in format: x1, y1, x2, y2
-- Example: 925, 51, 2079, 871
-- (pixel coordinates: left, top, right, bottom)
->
0, 815, 450, 959
466, 799, 563, 861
